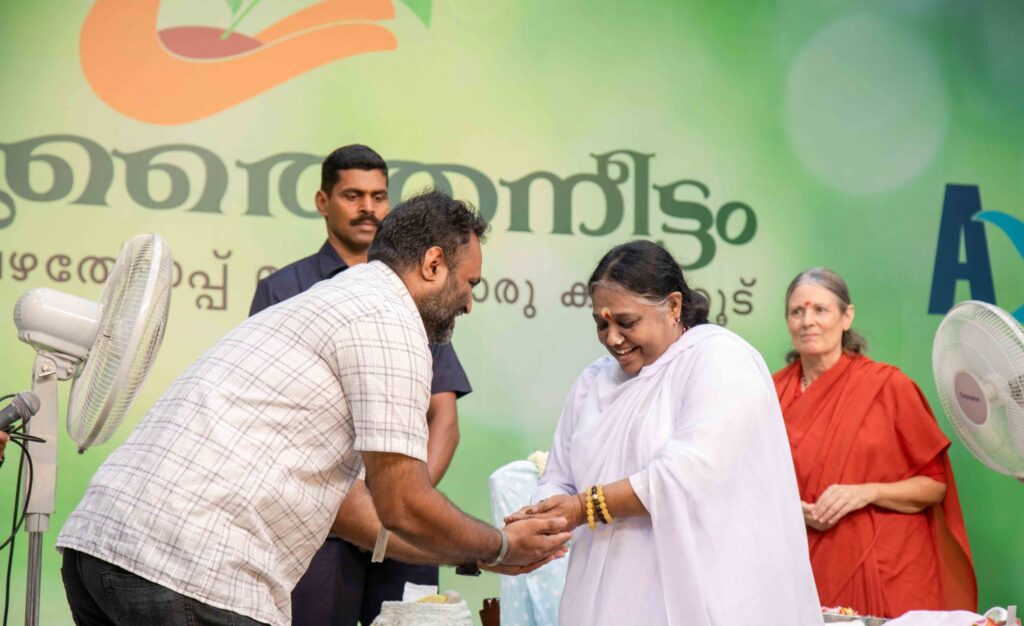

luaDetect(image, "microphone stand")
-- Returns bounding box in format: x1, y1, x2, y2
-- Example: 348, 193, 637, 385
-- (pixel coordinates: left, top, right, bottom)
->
23, 353, 73, 626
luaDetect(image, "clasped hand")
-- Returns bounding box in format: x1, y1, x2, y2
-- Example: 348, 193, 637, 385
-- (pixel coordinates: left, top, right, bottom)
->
802, 483, 876, 531
478, 512, 573, 576
478, 495, 583, 575
504, 494, 586, 531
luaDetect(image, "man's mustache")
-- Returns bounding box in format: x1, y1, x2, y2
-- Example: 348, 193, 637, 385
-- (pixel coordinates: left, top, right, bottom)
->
350, 214, 381, 227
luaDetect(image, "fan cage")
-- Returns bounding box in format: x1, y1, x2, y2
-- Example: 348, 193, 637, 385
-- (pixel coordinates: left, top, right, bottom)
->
66, 234, 173, 449
932, 301, 1024, 477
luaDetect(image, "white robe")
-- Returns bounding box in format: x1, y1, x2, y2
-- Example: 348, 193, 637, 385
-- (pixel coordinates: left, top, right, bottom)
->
534, 325, 823, 626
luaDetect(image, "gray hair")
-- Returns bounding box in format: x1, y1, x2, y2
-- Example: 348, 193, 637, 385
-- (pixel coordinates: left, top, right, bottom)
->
784, 267, 868, 364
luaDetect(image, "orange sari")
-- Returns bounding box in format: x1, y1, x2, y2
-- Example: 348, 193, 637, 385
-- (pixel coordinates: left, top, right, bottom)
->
773, 354, 976, 617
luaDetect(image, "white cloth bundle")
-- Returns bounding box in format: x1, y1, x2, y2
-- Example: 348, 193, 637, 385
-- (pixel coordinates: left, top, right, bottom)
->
370, 600, 474, 626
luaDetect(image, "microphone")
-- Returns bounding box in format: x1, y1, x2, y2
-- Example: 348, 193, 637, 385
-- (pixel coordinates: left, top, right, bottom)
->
0, 392, 41, 432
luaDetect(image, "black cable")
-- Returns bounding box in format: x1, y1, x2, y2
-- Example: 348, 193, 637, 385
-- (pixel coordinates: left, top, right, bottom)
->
0, 397, 39, 626
1, 444, 24, 626
5, 433, 44, 445
0, 437, 31, 626
0, 437, 32, 550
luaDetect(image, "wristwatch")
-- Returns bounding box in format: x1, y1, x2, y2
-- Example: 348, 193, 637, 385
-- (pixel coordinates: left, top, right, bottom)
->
455, 562, 481, 576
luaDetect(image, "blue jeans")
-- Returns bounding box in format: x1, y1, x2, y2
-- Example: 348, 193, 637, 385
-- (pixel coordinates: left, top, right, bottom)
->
61, 549, 268, 626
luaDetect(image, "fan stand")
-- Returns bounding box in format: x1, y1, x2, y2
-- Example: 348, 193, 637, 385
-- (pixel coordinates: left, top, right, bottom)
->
23, 352, 75, 626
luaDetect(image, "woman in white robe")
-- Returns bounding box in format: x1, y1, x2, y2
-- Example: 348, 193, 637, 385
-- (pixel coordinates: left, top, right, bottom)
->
511, 241, 822, 626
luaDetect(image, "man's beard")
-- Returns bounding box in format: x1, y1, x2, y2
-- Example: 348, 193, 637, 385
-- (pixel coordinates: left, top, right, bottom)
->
417, 274, 463, 345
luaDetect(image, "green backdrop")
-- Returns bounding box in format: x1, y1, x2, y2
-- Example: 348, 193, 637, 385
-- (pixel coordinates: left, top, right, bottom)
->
1, 1, 1021, 623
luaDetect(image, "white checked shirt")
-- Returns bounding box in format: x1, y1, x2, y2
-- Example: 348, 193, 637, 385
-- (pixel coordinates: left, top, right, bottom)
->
57, 261, 432, 626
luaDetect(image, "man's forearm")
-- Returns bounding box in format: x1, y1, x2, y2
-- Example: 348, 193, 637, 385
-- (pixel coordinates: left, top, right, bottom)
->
378, 480, 503, 564
364, 452, 503, 564
331, 480, 457, 565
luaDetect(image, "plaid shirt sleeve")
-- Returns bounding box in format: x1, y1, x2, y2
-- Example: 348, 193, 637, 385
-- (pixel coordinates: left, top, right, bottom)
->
334, 312, 431, 462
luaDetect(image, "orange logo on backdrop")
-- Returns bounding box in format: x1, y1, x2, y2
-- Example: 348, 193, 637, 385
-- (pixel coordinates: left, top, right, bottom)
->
80, 0, 414, 125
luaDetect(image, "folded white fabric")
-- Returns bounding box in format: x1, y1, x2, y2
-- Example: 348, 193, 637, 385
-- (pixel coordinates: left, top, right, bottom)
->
370, 600, 474, 626
885, 610, 984, 625
401, 583, 439, 602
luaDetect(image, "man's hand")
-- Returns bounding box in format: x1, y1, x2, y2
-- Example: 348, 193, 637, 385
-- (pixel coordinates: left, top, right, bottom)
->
0, 431, 8, 462
501, 517, 571, 567
363, 451, 569, 565
503, 504, 531, 524
504, 494, 585, 533
479, 544, 569, 576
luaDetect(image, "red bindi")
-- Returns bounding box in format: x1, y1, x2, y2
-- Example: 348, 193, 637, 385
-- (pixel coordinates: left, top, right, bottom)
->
601, 307, 612, 321
803, 300, 812, 308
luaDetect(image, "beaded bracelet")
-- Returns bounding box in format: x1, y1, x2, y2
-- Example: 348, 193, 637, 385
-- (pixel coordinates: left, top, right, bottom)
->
596, 484, 614, 523
584, 489, 597, 529
589, 486, 607, 524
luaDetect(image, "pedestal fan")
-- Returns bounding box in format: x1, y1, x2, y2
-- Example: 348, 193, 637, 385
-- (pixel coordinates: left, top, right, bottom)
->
11, 233, 173, 626
932, 300, 1024, 478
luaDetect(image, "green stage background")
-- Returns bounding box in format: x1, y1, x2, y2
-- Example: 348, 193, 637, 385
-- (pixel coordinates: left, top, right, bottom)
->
1, 1, 1022, 623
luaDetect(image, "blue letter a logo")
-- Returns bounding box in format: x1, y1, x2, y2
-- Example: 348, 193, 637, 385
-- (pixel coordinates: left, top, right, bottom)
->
928, 184, 996, 315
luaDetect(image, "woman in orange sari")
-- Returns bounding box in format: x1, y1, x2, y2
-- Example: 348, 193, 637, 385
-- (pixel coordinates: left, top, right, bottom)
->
773, 267, 976, 618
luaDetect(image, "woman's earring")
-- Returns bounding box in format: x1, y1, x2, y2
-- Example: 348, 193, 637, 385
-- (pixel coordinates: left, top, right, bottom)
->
675, 317, 681, 324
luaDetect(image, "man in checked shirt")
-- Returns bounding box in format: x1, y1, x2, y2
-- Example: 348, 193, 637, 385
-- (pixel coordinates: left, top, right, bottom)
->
250, 145, 473, 626
57, 190, 570, 626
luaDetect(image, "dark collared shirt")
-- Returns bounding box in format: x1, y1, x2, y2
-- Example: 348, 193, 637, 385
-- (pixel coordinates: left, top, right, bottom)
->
250, 241, 472, 397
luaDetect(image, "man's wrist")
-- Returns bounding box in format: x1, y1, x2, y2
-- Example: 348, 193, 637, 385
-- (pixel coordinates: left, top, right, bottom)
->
482, 528, 508, 566
458, 527, 506, 576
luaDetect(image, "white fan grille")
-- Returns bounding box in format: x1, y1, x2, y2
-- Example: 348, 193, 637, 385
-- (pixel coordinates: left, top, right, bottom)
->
932, 301, 1024, 477
67, 234, 173, 450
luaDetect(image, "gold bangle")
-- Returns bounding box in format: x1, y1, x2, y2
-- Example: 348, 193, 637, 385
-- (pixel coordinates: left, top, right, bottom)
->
596, 484, 614, 523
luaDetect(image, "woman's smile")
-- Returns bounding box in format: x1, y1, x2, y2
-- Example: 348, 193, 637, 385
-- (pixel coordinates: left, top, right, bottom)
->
611, 344, 639, 360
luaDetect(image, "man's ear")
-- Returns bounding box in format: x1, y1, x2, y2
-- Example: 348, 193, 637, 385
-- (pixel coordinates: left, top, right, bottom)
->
315, 189, 329, 218
419, 246, 447, 283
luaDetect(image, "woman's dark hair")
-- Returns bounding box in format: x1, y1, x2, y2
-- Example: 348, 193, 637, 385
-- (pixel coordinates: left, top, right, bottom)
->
321, 144, 388, 193
587, 240, 709, 328
369, 189, 489, 273
783, 267, 868, 363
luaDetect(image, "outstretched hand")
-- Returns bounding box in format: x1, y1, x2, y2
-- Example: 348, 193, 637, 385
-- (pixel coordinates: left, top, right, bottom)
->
478, 544, 569, 576
501, 516, 572, 567
504, 494, 585, 532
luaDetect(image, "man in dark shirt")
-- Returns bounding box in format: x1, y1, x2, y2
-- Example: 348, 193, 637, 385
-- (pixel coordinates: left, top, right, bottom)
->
250, 145, 471, 626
